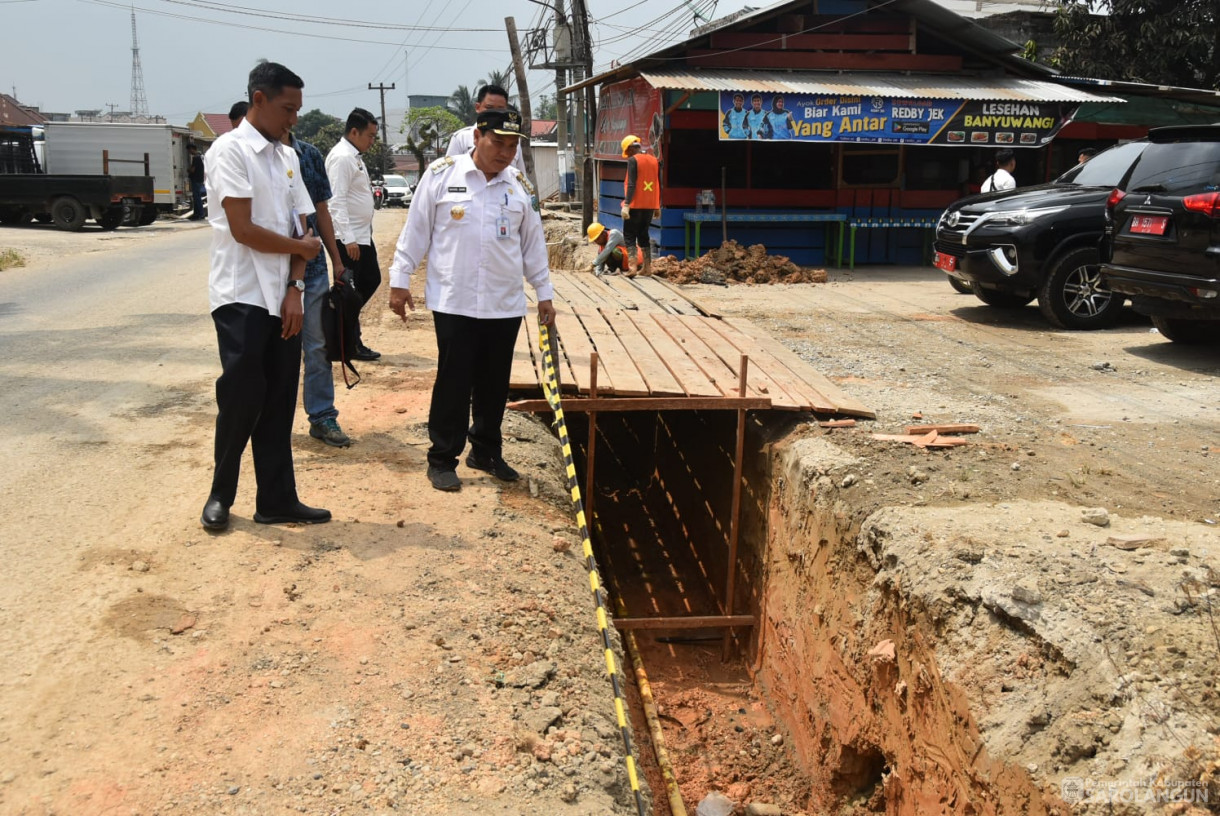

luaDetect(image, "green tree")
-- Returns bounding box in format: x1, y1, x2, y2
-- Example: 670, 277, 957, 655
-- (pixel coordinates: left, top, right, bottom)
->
534, 93, 557, 120
401, 106, 464, 173
485, 69, 514, 95
449, 85, 476, 125
294, 109, 340, 143
363, 140, 395, 179
1051, 0, 1218, 89
310, 121, 345, 157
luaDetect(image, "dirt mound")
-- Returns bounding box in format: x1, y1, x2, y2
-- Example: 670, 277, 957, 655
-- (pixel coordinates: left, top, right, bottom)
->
652, 241, 828, 286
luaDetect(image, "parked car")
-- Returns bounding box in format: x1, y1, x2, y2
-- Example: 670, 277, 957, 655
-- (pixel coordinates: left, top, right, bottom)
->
933, 140, 1148, 329
381, 174, 412, 208
1100, 125, 1220, 344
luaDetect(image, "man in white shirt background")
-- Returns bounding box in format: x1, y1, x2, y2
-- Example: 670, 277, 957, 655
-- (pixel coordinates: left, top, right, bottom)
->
445, 84, 527, 176
388, 108, 554, 493
325, 108, 381, 361
200, 61, 331, 531
981, 149, 1017, 193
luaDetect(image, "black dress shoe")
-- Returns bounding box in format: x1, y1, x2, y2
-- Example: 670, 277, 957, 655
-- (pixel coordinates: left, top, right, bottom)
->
465, 452, 520, 482
253, 502, 332, 525
427, 466, 461, 492
352, 345, 381, 361
201, 497, 230, 531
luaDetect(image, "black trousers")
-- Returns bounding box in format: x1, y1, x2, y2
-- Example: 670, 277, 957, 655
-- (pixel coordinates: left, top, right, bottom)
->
338, 241, 380, 345
209, 303, 301, 512
427, 311, 522, 470
622, 207, 653, 258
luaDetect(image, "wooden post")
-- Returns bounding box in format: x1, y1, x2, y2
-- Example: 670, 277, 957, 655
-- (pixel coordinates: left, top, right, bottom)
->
504, 16, 536, 185
102, 149, 110, 175
721, 165, 728, 245
586, 353, 599, 528
723, 354, 749, 660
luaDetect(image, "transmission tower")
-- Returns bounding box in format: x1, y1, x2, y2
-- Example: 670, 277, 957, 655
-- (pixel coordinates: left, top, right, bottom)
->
129, 7, 149, 118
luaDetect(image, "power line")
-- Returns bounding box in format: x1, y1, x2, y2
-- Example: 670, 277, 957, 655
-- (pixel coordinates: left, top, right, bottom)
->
150, 0, 499, 31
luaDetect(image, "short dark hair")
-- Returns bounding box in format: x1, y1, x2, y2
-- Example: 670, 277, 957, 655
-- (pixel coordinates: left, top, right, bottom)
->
345, 107, 378, 134
476, 84, 510, 103
751, 94, 762, 101
1079, 147, 1097, 159
996, 149, 1016, 166
247, 62, 303, 103
188, 143, 198, 152
733, 93, 744, 100
228, 100, 249, 122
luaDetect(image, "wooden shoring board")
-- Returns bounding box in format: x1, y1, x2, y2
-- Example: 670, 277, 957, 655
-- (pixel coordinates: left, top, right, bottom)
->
650, 275, 721, 318
549, 307, 610, 394
720, 316, 875, 418
677, 315, 810, 411
550, 270, 603, 309
563, 270, 639, 312
695, 317, 823, 412
570, 306, 651, 396
599, 309, 686, 396
648, 313, 760, 398
629, 275, 702, 315
509, 311, 541, 390
598, 274, 666, 312
622, 310, 726, 397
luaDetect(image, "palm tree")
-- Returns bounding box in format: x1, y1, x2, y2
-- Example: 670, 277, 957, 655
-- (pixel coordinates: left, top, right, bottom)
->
449, 85, 476, 125
485, 69, 514, 95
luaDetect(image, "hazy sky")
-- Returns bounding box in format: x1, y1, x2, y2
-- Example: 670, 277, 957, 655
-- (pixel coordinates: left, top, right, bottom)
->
3, 0, 754, 129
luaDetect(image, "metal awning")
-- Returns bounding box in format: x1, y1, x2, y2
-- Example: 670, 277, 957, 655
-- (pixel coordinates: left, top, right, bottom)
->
638, 69, 1124, 103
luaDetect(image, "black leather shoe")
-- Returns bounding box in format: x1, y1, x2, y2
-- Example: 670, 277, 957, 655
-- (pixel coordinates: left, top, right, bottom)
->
200, 497, 230, 531
253, 502, 332, 525
465, 452, 520, 482
427, 466, 461, 492
352, 345, 381, 361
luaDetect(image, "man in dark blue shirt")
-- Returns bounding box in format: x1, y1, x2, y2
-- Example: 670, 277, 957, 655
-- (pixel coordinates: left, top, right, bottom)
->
283, 131, 351, 448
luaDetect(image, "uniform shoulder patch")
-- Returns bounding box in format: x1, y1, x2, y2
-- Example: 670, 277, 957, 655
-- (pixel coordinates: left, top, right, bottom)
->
515, 172, 540, 212
429, 156, 456, 175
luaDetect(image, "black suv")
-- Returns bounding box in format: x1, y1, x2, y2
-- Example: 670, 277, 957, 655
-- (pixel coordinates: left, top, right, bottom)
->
1101, 125, 1220, 344
933, 141, 1147, 329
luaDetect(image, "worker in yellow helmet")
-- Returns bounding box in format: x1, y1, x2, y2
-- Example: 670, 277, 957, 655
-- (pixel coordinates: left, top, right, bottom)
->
587, 221, 642, 277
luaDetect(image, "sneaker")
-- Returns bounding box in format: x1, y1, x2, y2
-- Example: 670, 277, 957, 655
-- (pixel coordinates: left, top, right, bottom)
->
465, 452, 520, 482
353, 345, 381, 361
310, 418, 351, 448
427, 466, 461, 492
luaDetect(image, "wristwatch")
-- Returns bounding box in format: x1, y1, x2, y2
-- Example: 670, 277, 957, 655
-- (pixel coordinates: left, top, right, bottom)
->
288, 279, 305, 293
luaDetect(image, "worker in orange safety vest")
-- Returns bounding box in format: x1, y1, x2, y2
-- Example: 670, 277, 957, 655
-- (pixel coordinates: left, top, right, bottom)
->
619, 134, 659, 275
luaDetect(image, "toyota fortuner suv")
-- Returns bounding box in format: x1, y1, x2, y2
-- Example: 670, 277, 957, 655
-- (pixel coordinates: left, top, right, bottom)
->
933, 141, 1147, 329
1101, 125, 1220, 344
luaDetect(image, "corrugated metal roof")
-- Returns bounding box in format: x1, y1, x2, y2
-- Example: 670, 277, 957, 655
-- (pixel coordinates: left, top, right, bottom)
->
638, 69, 1123, 103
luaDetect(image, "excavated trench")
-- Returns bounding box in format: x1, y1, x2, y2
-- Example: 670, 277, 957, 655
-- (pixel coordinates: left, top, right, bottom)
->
562, 409, 1060, 816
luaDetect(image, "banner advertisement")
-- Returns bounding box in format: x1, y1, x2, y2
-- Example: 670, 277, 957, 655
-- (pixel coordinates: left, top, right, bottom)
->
596, 77, 664, 161
717, 92, 1078, 147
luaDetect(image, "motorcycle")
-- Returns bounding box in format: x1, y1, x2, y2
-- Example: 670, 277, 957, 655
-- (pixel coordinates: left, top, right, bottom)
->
372, 181, 385, 210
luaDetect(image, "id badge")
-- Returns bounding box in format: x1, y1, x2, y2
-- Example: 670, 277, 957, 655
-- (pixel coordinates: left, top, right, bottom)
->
496, 210, 511, 240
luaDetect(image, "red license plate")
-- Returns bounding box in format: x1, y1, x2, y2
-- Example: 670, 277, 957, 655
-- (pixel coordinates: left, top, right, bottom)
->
1129, 215, 1168, 235
933, 251, 957, 272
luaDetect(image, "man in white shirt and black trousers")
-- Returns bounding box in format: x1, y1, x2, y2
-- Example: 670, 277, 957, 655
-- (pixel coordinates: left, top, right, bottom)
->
200, 62, 331, 531
325, 108, 382, 361
388, 108, 555, 492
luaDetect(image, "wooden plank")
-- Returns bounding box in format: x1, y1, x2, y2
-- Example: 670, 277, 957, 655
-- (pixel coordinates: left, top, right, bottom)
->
559, 269, 622, 310
650, 314, 749, 398
906, 423, 980, 435
630, 275, 702, 315
551, 270, 601, 309
676, 316, 801, 408
622, 310, 725, 397
872, 431, 968, 448
548, 308, 610, 395
507, 396, 772, 413
574, 272, 644, 312
720, 317, 875, 418
689, 317, 814, 411
612, 615, 756, 631
650, 275, 721, 317
600, 309, 685, 396
601, 274, 666, 312
509, 311, 541, 390
572, 307, 651, 396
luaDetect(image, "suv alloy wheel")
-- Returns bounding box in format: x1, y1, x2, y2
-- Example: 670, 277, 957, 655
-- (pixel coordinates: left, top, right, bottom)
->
1037, 246, 1123, 329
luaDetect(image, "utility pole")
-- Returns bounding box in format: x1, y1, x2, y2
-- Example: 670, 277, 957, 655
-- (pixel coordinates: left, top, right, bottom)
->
553, 2, 570, 203
505, 17, 536, 185
368, 82, 395, 149
570, 0, 596, 229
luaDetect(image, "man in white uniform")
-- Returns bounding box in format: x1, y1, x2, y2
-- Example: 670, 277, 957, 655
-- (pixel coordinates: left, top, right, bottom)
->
200, 61, 331, 531
389, 109, 555, 492
981, 149, 1017, 192
445, 84, 526, 176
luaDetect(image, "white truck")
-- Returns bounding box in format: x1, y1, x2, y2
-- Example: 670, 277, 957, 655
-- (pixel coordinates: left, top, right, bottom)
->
42, 122, 193, 213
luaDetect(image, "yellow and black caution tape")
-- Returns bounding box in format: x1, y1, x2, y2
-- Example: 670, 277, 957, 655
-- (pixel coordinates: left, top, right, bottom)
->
538, 322, 647, 816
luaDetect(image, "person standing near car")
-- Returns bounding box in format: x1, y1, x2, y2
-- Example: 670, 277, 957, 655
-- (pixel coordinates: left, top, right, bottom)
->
326, 108, 381, 362
981, 149, 1017, 192
187, 143, 206, 220
387, 108, 555, 493
445, 84, 526, 176
199, 61, 330, 531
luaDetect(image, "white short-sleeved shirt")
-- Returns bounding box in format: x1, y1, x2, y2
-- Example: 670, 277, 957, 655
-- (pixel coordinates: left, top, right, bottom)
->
445, 125, 527, 176
981, 167, 1016, 193
388, 153, 552, 319
205, 119, 315, 317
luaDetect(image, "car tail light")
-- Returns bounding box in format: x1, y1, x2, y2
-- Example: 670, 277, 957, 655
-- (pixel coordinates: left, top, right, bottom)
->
1183, 191, 1220, 217
1106, 188, 1126, 212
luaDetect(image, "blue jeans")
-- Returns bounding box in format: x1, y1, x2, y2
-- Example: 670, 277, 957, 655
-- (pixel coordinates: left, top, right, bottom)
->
191, 181, 207, 219
302, 259, 338, 426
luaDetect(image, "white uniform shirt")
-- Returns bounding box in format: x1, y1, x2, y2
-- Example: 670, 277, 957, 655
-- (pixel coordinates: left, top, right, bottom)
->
446, 124, 527, 176
204, 119, 315, 318
324, 137, 375, 245
388, 153, 553, 319
981, 167, 1016, 193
